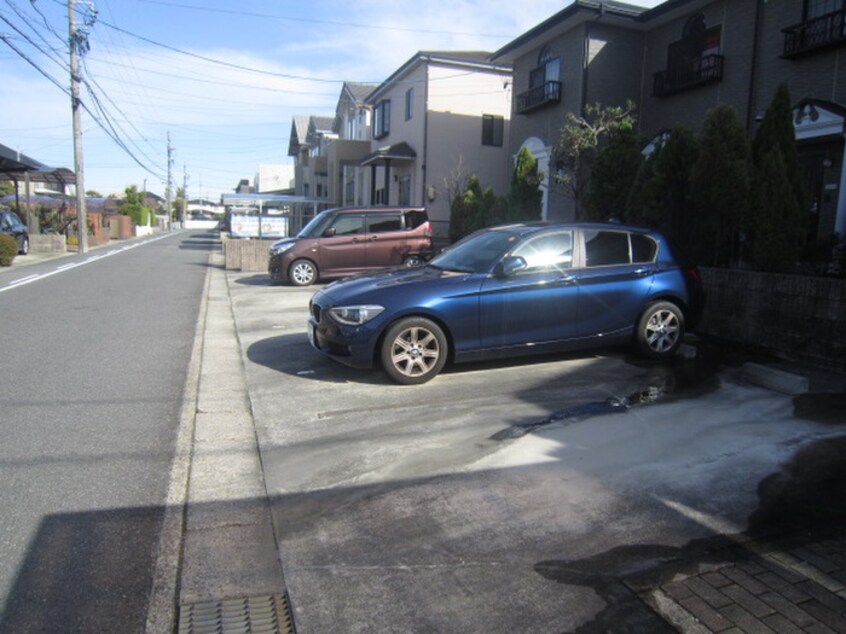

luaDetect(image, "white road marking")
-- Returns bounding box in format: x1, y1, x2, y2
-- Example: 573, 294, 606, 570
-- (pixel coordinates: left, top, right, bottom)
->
0, 233, 175, 295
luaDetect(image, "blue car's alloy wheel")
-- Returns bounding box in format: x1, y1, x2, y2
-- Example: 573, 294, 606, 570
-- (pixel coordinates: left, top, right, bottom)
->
381, 317, 448, 385
637, 301, 684, 358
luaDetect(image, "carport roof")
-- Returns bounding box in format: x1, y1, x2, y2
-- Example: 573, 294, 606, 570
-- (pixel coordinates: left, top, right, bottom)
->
0, 142, 74, 184
0, 142, 48, 174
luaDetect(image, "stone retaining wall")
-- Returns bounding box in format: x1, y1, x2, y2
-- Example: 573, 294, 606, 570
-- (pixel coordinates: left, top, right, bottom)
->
698, 267, 846, 371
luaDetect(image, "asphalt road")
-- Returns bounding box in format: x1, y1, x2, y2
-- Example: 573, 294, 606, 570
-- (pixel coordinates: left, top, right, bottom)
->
0, 231, 215, 632
228, 271, 846, 633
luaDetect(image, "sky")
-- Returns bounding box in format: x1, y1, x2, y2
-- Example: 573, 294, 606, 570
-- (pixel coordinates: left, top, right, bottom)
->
0, 0, 664, 200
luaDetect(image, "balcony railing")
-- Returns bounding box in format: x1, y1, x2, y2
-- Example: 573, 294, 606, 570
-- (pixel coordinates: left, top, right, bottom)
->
783, 9, 846, 58
516, 81, 562, 114
652, 54, 724, 97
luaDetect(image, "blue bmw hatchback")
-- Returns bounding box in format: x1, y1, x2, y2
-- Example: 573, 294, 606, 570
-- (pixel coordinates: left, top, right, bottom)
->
307, 223, 704, 384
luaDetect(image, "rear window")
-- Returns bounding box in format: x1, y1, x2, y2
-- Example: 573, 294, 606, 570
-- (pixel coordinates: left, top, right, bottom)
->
631, 234, 658, 263
403, 210, 428, 229
367, 213, 403, 233
584, 230, 630, 266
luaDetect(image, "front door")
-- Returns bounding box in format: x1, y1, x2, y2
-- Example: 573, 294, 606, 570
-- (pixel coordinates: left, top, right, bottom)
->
318, 213, 366, 274
479, 230, 579, 349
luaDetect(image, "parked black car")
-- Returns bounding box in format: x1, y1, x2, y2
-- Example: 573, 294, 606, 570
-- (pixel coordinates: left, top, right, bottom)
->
0, 210, 29, 255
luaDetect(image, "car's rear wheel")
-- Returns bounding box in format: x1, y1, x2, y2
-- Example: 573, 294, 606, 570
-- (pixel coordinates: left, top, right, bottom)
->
402, 255, 423, 268
18, 236, 29, 255
381, 317, 447, 385
636, 301, 684, 358
289, 259, 317, 286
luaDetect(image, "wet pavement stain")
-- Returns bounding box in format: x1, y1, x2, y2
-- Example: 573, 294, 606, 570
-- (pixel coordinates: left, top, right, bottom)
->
534, 434, 846, 632
491, 353, 722, 441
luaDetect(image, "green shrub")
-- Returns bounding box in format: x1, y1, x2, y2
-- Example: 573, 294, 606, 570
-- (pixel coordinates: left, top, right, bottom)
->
0, 234, 18, 266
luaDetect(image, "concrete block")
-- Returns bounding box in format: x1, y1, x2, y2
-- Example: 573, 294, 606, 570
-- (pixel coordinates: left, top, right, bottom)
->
741, 363, 810, 395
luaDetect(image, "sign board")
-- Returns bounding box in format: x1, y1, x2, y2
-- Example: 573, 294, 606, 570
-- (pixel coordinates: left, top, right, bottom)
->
230, 214, 288, 238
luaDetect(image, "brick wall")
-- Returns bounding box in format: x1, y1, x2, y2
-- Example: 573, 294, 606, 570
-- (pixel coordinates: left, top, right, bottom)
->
698, 268, 846, 370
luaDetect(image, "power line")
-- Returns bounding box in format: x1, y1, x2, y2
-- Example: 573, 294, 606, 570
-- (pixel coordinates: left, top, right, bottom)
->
136, 0, 513, 39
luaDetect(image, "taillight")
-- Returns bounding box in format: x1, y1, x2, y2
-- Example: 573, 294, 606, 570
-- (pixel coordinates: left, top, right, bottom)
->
422, 221, 432, 237
688, 265, 702, 284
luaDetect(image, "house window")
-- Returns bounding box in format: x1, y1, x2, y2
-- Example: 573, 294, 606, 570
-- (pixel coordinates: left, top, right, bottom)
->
530, 47, 560, 92
806, 0, 844, 19
398, 175, 411, 206
482, 115, 504, 147
654, 13, 723, 96
374, 99, 391, 139
405, 88, 413, 121
666, 14, 721, 70
784, 0, 846, 57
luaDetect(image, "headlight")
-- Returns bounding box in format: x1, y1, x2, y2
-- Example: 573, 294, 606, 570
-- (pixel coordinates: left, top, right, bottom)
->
270, 242, 294, 256
328, 305, 385, 326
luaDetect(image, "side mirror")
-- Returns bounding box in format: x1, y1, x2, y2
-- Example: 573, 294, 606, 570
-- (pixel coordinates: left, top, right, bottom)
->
497, 256, 528, 277
323, 227, 337, 237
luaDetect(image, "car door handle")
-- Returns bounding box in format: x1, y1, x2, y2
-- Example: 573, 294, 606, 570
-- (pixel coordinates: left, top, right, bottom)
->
634, 267, 655, 276
555, 274, 577, 285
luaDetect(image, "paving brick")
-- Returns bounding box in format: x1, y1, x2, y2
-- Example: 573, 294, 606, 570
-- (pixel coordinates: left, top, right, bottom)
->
723, 584, 777, 618
760, 558, 808, 585
722, 566, 770, 595
738, 559, 768, 576
797, 580, 846, 613
769, 551, 804, 568
793, 562, 846, 593
801, 599, 846, 634
759, 591, 821, 629
678, 595, 735, 632
805, 623, 838, 634
702, 571, 734, 589
793, 547, 842, 574
758, 571, 813, 604
662, 579, 694, 602
723, 603, 776, 633
687, 576, 735, 609
762, 613, 805, 634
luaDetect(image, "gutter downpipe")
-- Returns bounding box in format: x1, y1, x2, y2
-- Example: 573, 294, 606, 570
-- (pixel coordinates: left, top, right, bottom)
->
746, 0, 763, 131
422, 60, 430, 220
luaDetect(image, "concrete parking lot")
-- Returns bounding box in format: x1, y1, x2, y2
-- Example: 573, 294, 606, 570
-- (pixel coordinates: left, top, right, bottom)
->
216, 268, 846, 633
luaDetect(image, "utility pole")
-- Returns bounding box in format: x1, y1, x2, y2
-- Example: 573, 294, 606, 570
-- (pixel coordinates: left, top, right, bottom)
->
165, 132, 173, 231
68, 0, 88, 253
182, 163, 188, 225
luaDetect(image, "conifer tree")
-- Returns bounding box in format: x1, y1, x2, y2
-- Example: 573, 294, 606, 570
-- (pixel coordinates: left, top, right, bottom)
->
750, 83, 808, 271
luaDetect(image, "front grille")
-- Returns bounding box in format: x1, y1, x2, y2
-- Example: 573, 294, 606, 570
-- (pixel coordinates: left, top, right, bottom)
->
311, 303, 322, 323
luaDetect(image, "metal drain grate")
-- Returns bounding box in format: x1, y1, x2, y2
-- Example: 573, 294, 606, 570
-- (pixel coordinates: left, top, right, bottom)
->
178, 594, 294, 634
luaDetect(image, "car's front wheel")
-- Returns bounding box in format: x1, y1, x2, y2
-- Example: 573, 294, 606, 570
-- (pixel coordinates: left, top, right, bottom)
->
380, 317, 447, 385
402, 255, 423, 268
289, 259, 317, 286
636, 301, 684, 358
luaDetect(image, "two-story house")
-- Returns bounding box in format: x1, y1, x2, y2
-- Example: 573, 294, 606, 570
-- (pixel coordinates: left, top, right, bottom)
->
492, 0, 846, 241
327, 82, 377, 207
360, 51, 512, 238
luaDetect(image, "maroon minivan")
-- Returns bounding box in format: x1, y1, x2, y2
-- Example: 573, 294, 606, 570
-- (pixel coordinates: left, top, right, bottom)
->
268, 207, 433, 286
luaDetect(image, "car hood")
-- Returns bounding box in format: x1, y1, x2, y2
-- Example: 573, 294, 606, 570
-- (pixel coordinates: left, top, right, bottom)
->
317, 265, 474, 304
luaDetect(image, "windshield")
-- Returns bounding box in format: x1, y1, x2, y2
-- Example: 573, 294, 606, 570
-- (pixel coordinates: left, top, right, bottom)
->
297, 210, 334, 238
430, 229, 521, 273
